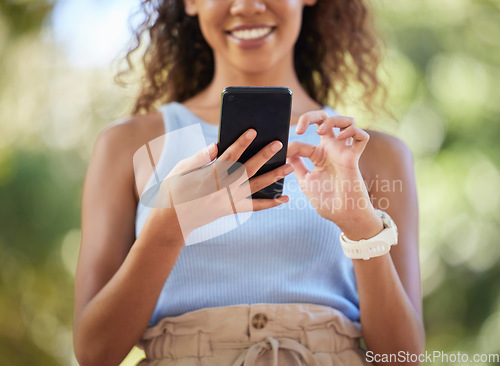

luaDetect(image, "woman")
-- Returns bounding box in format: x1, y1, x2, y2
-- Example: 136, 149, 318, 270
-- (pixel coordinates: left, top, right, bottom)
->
73, 0, 425, 365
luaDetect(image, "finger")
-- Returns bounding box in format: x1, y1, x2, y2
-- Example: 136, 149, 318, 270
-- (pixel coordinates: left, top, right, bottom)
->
287, 155, 309, 182
287, 141, 316, 159
246, 164, 294, 195
172, 143, 218, 175
250, 196, 289, 211
189, 142, 217, 166
335, 126, 370, 153
336, 125, 368, 142
295, 110, 329, 135
218, 129, 257, 163
241, 140, 283, 178
316, 116, 355, 136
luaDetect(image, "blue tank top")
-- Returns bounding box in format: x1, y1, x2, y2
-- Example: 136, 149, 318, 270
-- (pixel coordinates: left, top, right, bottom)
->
135, 102, 360, 326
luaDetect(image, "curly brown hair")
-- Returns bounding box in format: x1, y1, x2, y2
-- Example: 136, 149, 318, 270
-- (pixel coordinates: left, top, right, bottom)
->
118, 0, 386, 116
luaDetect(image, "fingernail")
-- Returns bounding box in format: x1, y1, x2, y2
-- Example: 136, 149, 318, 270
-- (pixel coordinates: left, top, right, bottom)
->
284, 165, 294, 174
208, 143, 216, 153
271, 141, 282, 152
246, 129, 257, 140
279, 196, 289, 203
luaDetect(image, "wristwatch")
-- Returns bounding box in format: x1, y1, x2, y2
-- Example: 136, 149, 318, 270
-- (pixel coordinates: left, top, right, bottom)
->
340, 209, 398, 260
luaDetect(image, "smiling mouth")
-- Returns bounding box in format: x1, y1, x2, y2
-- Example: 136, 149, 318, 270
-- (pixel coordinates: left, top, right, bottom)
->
227, 26, 275, 41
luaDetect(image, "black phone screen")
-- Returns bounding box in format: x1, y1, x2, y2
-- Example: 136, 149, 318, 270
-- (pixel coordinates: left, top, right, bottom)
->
217, 86, 292, 199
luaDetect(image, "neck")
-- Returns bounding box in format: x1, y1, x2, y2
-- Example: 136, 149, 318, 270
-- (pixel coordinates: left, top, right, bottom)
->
189, 54, 321, 117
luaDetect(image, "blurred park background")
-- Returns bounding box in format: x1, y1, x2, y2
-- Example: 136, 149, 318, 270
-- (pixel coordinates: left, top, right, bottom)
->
0, 0, 499, 365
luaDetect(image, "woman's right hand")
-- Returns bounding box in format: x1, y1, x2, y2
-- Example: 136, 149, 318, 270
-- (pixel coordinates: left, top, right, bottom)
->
153, 128, 293, 238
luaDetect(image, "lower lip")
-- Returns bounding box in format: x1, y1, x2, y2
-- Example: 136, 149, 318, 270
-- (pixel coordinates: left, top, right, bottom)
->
227, 29, 275, 50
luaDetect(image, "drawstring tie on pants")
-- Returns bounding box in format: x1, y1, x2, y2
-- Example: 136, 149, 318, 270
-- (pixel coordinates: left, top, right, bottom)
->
232, 336, 317, 366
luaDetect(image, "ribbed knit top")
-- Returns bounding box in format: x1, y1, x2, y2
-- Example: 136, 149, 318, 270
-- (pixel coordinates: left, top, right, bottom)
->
135, 102, 360, 327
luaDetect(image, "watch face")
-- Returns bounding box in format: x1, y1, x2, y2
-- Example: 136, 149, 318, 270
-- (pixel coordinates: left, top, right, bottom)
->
376, 209, 398, 237
375, 209, 390, 227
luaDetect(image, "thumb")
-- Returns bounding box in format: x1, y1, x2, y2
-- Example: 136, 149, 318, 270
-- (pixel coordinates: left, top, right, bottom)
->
177, 143, 218, 174
191, 142, 218, 167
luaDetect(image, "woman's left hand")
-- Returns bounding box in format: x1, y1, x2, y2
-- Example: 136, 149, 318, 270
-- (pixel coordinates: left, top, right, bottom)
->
287, 110, 383, 238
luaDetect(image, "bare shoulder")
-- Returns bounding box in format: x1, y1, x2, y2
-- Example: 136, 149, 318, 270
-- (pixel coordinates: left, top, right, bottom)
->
95, 112, 164, 156
89, 112, 164, 202
363, 129, 413, 162
360, 129, 415, 184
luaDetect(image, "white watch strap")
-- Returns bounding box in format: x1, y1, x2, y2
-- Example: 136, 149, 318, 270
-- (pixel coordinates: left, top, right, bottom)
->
340, 209, 398, 260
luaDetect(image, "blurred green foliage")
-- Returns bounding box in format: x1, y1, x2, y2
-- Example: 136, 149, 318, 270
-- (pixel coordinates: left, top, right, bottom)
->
0, 0, 499, 365
0, 0, 53, 39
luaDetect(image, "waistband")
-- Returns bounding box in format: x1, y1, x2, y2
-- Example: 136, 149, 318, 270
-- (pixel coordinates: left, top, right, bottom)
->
138, 303, 363, 364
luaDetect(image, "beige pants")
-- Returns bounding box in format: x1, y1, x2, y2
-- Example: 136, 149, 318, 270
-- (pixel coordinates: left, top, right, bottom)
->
137, 303, 372, 366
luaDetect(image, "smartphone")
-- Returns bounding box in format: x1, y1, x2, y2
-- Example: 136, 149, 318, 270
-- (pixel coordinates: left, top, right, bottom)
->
217, 86, 292, 199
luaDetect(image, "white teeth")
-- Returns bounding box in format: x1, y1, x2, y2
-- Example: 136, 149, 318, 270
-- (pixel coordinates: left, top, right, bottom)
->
231, 27, 273, 40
